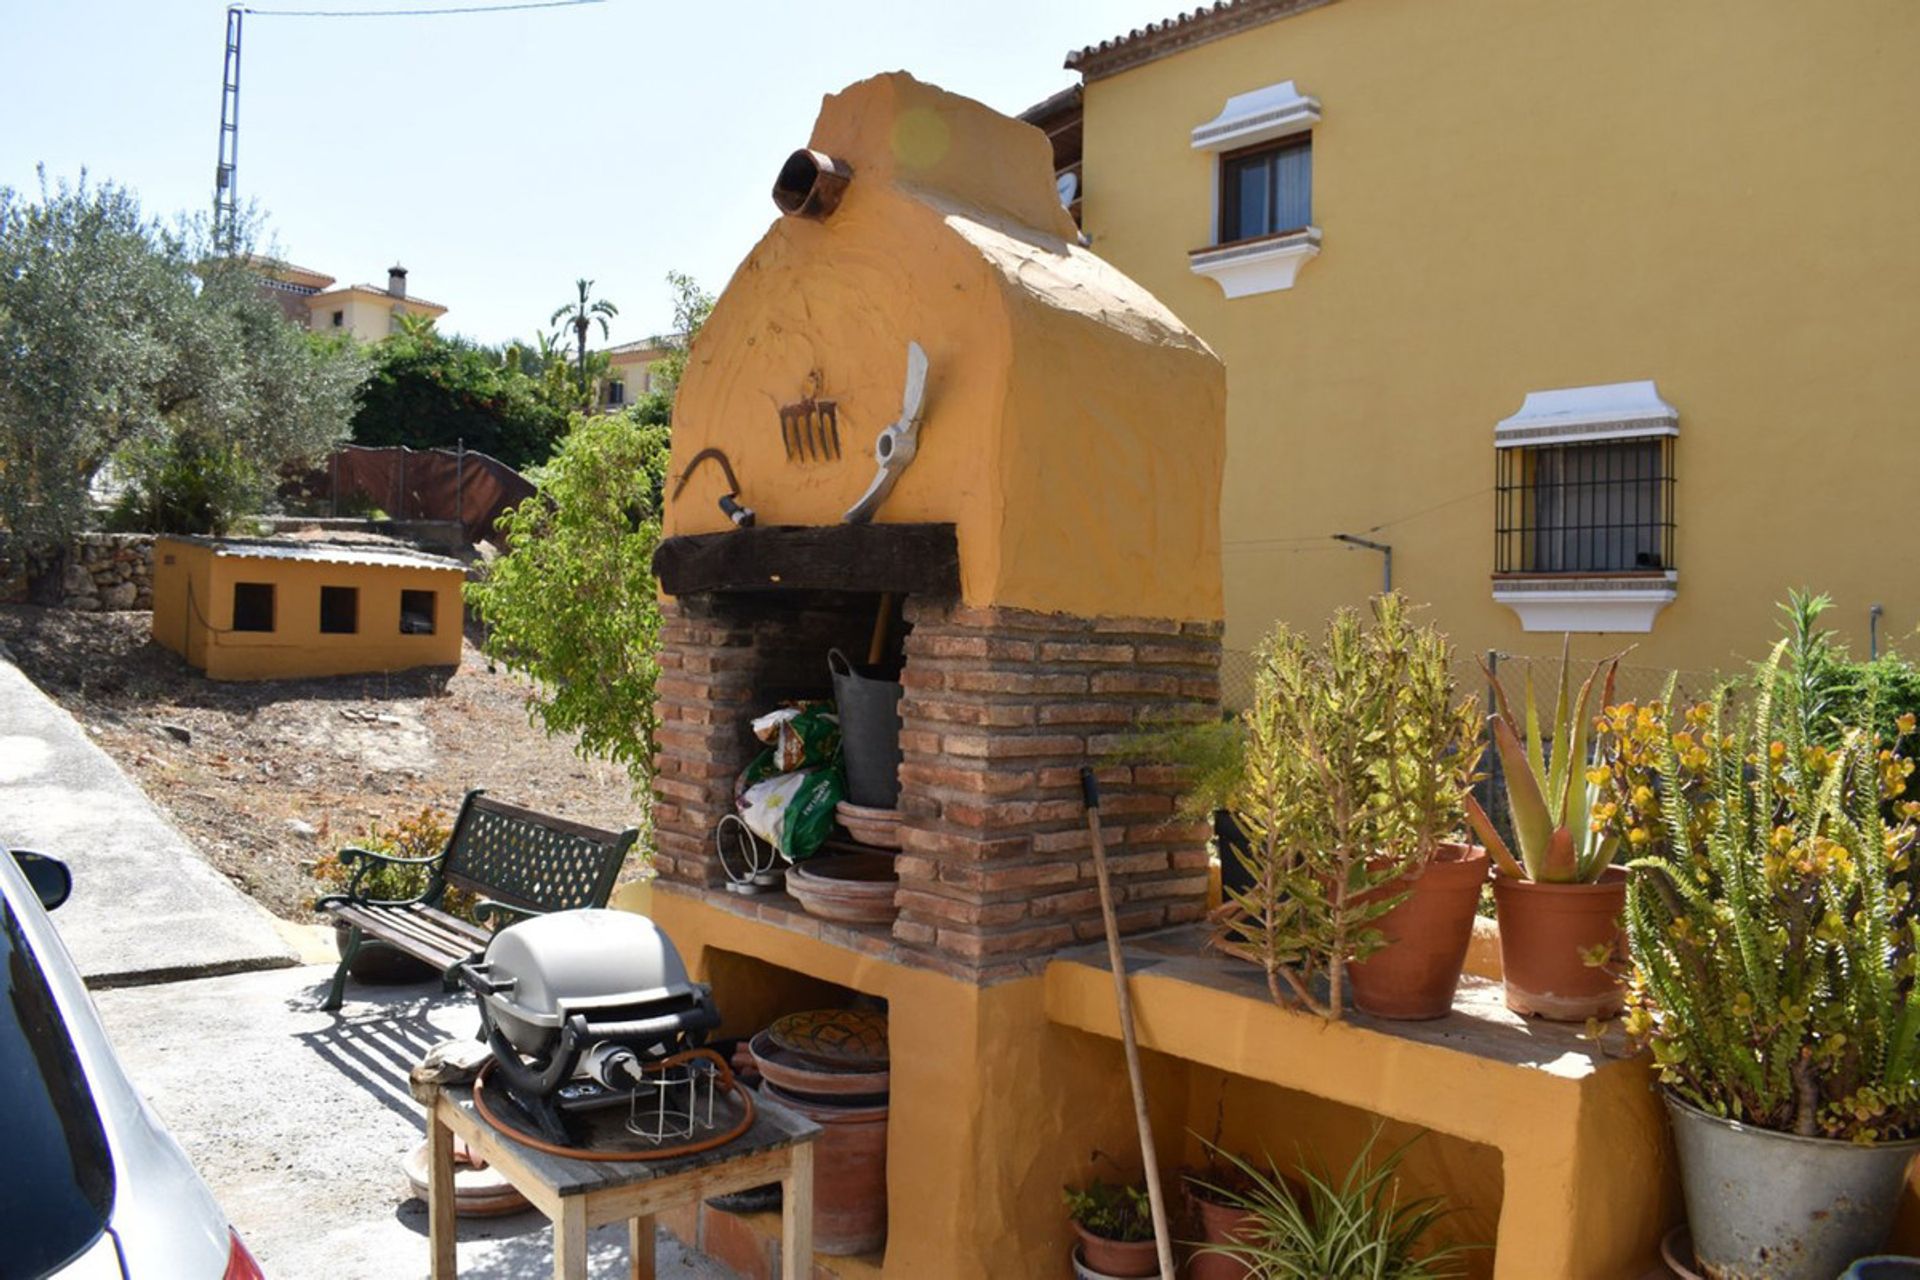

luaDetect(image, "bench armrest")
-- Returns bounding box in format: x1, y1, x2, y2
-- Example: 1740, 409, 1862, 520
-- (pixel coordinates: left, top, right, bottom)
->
319, 845, 446, 909
471, 898, 542, 931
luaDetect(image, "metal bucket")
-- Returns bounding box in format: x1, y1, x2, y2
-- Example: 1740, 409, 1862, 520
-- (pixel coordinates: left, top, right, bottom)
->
829, 649, 903, 810
1667, 1092, 1920, 1280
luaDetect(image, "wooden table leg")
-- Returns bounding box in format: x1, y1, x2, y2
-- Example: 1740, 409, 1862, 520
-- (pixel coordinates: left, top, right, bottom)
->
628, 1214, 656, 1280
553, 1197, 589, 1280
428, 1095, 458, 1279
781, 1141, 815, 1279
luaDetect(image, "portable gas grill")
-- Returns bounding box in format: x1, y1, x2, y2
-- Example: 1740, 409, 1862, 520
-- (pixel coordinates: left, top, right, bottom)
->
456, 909, 723, 1148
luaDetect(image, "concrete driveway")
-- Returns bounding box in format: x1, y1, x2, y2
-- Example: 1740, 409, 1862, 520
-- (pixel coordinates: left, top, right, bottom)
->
95, 964, 734, 1279
0, 652, 294, 985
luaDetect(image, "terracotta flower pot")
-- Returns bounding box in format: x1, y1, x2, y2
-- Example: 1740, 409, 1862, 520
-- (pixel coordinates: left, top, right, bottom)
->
763, 1082, 889, 1255
1072, 1225, 1160, 1278
1491, 866, 1627, 1021
1346, 843, 1489, 1020
1187, 1191, 1258, 1280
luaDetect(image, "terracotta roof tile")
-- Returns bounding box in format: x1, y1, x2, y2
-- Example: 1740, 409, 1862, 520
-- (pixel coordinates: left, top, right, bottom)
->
1066, 0, 1336, 81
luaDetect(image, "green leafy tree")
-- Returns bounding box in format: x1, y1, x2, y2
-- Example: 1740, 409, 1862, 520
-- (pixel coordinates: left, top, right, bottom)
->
550, 278, 618, 409
349, 330, 569, 470
465, 411, 670, 794
0, 172, 362, 542
646, 270, 714, 399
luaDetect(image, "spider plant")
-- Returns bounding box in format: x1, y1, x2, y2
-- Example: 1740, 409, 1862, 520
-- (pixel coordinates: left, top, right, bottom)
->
1192, 1126, 1472, 1280
1464, 636, 1622, 883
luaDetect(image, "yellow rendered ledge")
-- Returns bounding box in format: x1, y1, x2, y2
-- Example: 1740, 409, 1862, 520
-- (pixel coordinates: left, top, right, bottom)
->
1044, 931, 1678, 1280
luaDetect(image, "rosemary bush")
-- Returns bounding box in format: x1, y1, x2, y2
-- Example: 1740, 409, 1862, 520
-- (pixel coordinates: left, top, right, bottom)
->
1610, 638, 1920, 1140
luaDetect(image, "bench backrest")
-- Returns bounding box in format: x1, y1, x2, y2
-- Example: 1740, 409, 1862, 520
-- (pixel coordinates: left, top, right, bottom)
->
441, 790, 637, 916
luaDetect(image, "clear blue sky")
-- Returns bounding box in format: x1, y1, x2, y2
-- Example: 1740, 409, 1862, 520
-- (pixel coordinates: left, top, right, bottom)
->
0, 0, 1173, 345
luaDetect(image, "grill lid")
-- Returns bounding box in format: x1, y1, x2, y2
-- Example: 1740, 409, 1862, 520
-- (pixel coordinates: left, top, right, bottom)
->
483, 909, 695, 1023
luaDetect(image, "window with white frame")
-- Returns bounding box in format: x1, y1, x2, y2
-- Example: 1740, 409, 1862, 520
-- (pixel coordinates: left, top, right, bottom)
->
1188, 79, 1322, 298
1491, 381, 1679, 633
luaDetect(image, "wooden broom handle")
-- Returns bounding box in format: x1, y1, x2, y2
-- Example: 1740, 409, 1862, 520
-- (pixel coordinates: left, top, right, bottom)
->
867, 591, 894, 666
1082, 768, 1176, 1280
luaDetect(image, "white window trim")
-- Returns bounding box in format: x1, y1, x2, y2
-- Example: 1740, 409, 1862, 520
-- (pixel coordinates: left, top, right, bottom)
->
1492, 573, 1679, 634
1189, 80, 1322, 298
1492, 380, 1679, 632
1190, 229, 1322, 298
1494, 380, 1677, 449
1190, 80, 1320, 153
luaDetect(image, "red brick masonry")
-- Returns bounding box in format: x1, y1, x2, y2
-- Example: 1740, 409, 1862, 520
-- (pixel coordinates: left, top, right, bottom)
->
650, 594, 1223, 982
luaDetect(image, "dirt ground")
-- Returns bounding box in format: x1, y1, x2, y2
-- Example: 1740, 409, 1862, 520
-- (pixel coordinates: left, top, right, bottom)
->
0, 605, 646, 923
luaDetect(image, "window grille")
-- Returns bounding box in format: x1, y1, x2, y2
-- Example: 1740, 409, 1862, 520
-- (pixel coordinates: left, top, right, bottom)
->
1495, 437, 1673, 574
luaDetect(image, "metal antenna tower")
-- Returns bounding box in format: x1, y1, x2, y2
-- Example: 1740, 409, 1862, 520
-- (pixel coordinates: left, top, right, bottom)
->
213, 6, 243, 253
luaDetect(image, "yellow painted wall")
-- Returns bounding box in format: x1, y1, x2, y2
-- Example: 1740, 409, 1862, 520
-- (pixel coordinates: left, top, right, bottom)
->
151, 538, 464, 680
1080, 0, 1920, 677
668, 73, 1226, 623
306, 289, 443, 343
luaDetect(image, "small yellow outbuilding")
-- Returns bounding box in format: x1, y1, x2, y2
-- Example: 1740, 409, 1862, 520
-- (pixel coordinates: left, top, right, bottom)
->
151, 536, 466, 681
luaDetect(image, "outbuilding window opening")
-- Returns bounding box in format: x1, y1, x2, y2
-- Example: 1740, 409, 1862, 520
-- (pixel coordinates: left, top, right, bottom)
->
1219, 135, 1312, 244
319, 585, 358, 634
1495, 436, 1674, 574
399, 589, 437, 635
232, 582, 275, 632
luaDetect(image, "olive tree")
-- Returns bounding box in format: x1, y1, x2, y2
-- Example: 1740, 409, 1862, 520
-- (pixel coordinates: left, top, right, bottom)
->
0, 172, 365, 543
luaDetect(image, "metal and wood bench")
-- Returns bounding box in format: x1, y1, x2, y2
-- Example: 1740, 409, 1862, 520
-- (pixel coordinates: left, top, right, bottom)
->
318, 789, 638, 1011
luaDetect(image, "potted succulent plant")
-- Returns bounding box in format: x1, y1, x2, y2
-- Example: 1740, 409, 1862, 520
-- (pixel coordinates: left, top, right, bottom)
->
1217, 595, 1487, 1020
1063, 1179, 1159, 1279
1610, 620, 1920, 1279
1342, 599, 1488, 1020
1464, 639, 1628, 1021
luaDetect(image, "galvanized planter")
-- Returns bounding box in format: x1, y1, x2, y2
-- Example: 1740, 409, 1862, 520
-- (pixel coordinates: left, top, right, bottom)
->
1667, 1092, 1920, 1279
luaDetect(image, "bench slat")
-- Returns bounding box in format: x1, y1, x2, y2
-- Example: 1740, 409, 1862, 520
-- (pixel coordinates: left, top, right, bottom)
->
331, 903, 472, 969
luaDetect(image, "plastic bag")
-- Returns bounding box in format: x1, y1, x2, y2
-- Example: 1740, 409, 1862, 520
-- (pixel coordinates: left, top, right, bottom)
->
738, 765, 845, 862
748, 701, 841, 776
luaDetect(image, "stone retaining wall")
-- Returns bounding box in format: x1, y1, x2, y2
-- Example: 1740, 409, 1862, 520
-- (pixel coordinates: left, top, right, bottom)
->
0, 534, 155, 610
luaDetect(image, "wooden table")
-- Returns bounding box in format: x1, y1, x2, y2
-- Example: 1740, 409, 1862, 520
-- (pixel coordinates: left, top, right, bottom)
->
420, 1080, 820, 1280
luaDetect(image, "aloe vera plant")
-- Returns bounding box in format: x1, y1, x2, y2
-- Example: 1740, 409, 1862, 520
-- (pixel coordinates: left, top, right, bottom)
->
1464, 637, 1621, 883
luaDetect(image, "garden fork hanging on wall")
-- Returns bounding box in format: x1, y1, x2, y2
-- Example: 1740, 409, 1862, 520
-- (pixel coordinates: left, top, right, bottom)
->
779, 375, 841, 462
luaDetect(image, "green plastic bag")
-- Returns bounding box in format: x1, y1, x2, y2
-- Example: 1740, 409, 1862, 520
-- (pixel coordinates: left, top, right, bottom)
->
738, 765, 846, 862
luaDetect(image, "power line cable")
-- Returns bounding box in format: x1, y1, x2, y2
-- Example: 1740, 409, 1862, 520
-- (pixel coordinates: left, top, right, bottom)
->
240, 0, 602, 17
1222, 482, 1495, 549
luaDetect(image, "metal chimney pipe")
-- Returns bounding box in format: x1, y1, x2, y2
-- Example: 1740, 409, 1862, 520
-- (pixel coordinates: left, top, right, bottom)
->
772, 149, 852, 220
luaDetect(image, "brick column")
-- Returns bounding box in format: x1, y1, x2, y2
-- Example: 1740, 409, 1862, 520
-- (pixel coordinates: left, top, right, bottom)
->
651, 598, 759, 885
891, 599, 1221, 981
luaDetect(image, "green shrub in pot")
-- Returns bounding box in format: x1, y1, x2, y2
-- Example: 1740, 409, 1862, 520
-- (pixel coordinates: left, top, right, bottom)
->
1216, 595, 1481, 1020
1609, 635, 1920, 1278
1192, 1127, 1471, 1280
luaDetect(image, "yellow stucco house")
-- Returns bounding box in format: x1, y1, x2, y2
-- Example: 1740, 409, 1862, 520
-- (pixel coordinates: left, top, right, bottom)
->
1065, 0, 1920, 694
151, 536, 465, 680
251, 259, 448, 342
597, 338, 670, 412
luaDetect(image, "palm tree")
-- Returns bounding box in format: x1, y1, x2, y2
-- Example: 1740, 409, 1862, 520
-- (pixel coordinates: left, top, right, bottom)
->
393, 310, 438, 342
549, 278, 618, 407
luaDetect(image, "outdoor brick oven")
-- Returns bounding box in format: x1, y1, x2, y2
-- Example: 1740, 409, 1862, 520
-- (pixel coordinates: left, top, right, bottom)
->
649, 71, 1226, 983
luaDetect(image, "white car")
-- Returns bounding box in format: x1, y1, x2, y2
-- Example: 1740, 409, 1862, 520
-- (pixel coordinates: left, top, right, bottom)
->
0, 849, 264, 1279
